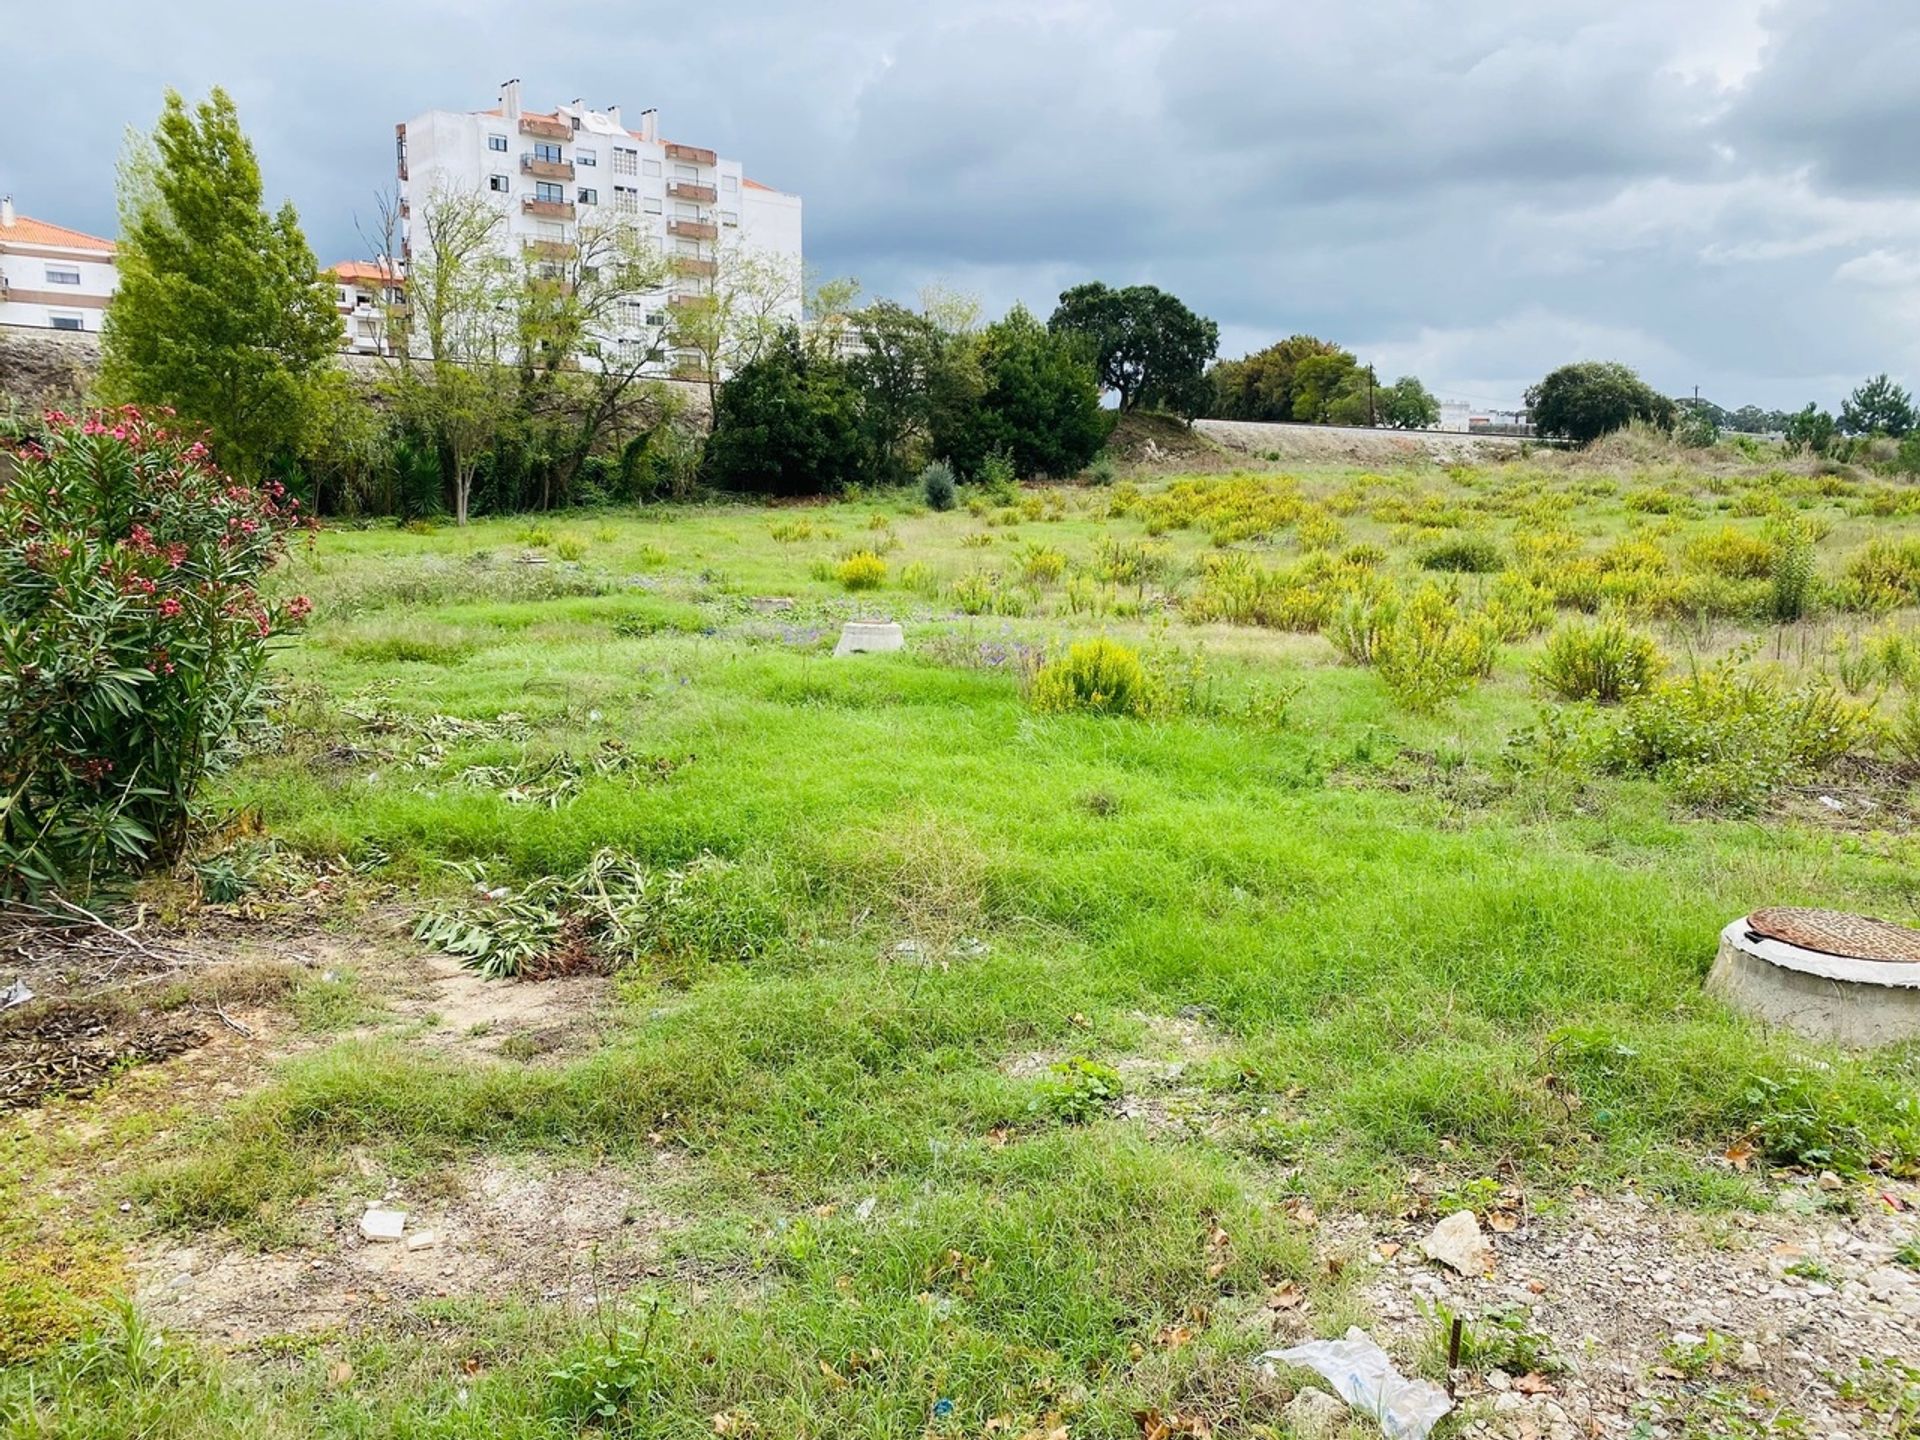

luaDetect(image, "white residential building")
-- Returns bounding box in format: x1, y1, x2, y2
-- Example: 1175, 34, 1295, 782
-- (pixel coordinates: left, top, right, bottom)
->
326, 258, 404, 356
0, 197, 118, 332
394, 82, 802, 373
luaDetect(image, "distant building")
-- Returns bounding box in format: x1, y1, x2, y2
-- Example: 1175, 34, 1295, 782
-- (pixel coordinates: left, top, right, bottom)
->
0, 197, 117, 333
1469, 407, 1534, 437
393, 82, 802, 373
326, 259, 404, 356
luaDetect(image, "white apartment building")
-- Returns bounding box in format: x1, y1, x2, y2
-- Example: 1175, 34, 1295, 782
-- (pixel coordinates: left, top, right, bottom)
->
394, 82, 802, 373
326, 259, 404, 356
0, 197, 118, 332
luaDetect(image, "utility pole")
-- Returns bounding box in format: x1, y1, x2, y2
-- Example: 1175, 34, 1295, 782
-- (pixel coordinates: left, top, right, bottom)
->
1367, 364, 1377, 427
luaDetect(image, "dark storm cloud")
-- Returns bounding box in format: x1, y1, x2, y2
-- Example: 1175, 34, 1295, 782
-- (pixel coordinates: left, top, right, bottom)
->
4, 0, 1919, 408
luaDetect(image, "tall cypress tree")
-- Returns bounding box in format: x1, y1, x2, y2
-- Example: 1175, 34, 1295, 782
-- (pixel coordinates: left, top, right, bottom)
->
101, 88, 340, 475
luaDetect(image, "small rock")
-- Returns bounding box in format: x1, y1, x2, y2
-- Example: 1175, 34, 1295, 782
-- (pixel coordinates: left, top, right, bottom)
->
405, 1229, 439, 1252
360, 1207, 407, 1242
1736, 1341, 1763, 1372
1283, 1386, 1348, 1440
1422, 1210, 1495, 1276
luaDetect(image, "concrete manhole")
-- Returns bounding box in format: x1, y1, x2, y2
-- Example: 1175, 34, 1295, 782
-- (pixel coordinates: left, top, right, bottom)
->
1708, 907, 1920, 1047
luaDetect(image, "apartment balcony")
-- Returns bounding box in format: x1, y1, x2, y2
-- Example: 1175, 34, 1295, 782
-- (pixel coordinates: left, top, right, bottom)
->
666, 180, 717, 204
519, 115, 572, 142
667, 292, 708, 311
523, 239, 578, 260
672, 255, 716, 278
664, 142, 716, 167
523, 197, 576, 221
667, 218, 717, 241
521, 154, 574, 181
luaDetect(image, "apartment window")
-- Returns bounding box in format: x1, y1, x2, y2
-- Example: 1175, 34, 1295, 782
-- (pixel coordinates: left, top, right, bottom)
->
613, 185, 638, 214
357, 319, 377, 338
535, 181, 565, 203
577, 187, 598, 205
45, 265, 82, 286
720, 210, 739, 227
533, 140, 565, 164
49, 312, 84, 331
643, 196, 663, 215
641, 158, 662, 177
674, 238, 699, 256
576, 147, 597, 167
488, 173, 510, 192
488, 134, 508, 152
722, 174, 738, 192
674, 163, 698, 181
648, 311, 667, 327
612, 147, 637, 176
537, 221, 565, 241
673, 201, 698, 219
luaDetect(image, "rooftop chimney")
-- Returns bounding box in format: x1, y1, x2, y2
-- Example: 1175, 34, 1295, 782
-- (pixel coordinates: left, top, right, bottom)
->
1, 196, 14, 229
499, 78, 522, 121
639, 108, 658, 142
606, 104, 622, 129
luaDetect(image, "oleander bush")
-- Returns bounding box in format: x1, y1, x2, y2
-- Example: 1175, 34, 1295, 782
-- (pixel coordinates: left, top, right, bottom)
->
0, 408, 307, 893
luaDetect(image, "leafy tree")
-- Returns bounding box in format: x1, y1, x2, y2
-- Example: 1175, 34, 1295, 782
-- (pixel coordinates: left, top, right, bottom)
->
668, 242, 802, 429
1291, 353, 1365, 424
703, 328, 868, 496
381, 187, 520, 525
1048, 283, 1219, 414
1839, 373, 1915, 437
1379, 375, 1440, 430
1784, 403, 1838, 456
848, 301, 943, 482
100, 88, 340, 477
962, 305, 1110, 478
1524, 361, 1676, 445
1207, 336, 1352, 422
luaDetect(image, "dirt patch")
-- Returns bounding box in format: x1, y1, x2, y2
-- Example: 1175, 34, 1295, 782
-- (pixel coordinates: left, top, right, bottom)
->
1107, 411, 1238, 473
133, 1153, 681, 1345
1194, 417, 1528, 467
1285, 1184, 1920, 1440
387, 951, 610, 1061
0, 998, 208, 1111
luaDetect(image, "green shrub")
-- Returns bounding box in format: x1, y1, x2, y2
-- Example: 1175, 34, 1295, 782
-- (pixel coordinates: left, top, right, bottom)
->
1599, 658, 1875, 812
1765, 515, 1819, 622
835, 551, 888, 591
1837, 535, 1920, 612
1029, 637, 1152, 717
978, 448, 1019, 505
0, 409, 308, 892
1084, 456, 1117, 486
1683, 526, 1774, 581
1416, 533, 1503, 573
1372, 584, 1499, 713
554, 534, 587, 562
1532, 619, 1665, 702
920, 460, 957, 512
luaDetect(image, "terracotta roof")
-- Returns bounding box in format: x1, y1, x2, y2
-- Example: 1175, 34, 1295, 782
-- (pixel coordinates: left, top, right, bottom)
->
0, 215, 116, 254
327, 260, 400, 284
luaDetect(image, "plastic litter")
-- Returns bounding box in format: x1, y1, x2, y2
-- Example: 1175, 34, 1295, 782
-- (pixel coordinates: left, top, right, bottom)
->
2, 979, 33, 1010
1260, 1328, 1454, 1440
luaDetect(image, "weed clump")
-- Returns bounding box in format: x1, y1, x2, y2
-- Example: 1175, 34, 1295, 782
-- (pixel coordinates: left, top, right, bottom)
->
835, 550, 889, 591
1533, 619, 1665, 703
1030, 638, 1152, 717
1417, 533, 1503, 574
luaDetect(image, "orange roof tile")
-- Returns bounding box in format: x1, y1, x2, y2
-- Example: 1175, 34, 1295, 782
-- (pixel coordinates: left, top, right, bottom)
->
0, 215, 115, 254
327, 260, 400, 283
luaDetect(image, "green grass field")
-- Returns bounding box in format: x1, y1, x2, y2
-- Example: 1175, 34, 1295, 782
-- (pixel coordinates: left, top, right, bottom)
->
8, 451, 1920, 1436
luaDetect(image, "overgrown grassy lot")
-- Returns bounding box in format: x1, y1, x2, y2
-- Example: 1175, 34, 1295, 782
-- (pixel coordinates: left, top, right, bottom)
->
8, 447, 1920, 1436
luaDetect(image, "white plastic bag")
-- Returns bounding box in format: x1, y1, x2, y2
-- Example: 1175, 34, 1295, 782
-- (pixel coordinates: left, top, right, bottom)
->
1260, 1328, 1454, 1440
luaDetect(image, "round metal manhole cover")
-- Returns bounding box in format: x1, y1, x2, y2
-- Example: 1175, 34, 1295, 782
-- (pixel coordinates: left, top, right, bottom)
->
1747, 907, 1920, 964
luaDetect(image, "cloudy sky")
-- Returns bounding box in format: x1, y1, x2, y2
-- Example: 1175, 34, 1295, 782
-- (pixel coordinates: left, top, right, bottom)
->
8, 0, 1919, 411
